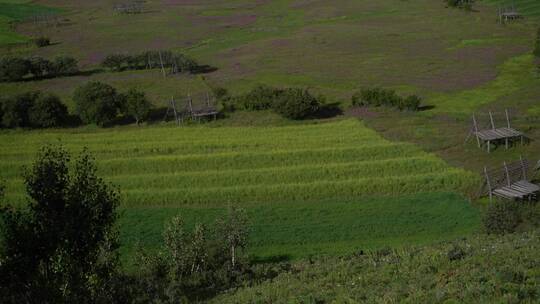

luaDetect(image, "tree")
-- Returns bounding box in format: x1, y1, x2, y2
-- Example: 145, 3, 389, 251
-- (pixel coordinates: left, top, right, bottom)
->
52, 56, 79, 76
216, 207, 249, 269
0, 56, 31, 82
121, 88, 152, 125
0, 146, 120, 302
102, 54, 129, 71
1, 92, 38, 128
73, 81, 120, 126
273, 88, 321, 120
29, 93, 68, 128
28, 57, 53, 78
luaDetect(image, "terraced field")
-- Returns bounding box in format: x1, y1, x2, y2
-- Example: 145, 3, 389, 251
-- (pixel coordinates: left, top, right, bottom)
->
0, 120, 477, 207
0, 119, 480, 261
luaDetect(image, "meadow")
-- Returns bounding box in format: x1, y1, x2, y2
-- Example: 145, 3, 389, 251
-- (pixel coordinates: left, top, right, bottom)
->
0, 119, 480, 262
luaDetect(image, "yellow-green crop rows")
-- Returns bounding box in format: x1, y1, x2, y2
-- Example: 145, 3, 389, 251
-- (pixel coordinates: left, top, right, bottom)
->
0, 119, 477, 207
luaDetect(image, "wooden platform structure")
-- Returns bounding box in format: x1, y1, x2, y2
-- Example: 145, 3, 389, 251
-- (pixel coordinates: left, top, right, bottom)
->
483, 158, 540, 202
187, 93, 219, 122
470, 109, 524, 153
498, 4, 523, 23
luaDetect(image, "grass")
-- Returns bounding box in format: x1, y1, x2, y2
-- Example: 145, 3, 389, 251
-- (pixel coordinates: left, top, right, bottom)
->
118, 192, 480, 264
211, 229, 540, 303
0, 119, 481, 264
0, 1, 60, 45
0, 120, 478, 207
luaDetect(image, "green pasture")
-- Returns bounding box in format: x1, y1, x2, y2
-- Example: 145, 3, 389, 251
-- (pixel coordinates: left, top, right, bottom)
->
119, 192, 480, 264
0, 120, 478, 207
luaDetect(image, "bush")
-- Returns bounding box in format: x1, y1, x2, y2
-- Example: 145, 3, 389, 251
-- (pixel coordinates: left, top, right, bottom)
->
73, 82, 120, 126
1, 92, 38, 128
352, 88, 421, 112
120, 88, 152, 125
51, 56, 79, 76
0, 57, 31, 82
102, 50, 198, 73
29, 93, 68, 128
239, 85, 282, 111
445, 0, 474, 10
273, 88, 321, 120
34, 36, 50, 48
102, 54, 130, 71
28, 57, 53, 78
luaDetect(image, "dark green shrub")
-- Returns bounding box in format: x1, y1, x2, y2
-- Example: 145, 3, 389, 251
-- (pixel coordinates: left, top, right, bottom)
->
400, 95, 422, 111
120, 88, 152, 125
34, 36, 50, 48
0, 57, 31, 82
240, 85, 282, 111
51, 56, 79, 76
483, 201, 521, 235
28, 57, 53, 78
1, 92, 38, 128
352, 88, 401, 108
445, 0, 474, 9
273, 88, 321, 120
534, 27, 540, 58
29, 93, 68, 128
102, 54, 130, 71
73, 82, 120, 126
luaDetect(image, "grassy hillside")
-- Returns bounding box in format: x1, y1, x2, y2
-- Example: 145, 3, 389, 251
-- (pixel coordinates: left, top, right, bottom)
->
0, 119, 480, 263
0, 120, 477, 207
212, 229, 540, 303
0, 0, 60, 45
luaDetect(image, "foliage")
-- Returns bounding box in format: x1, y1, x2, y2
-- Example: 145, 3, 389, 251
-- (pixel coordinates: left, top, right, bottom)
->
101, 50, 198, 73
132, 208, 250, 301
73, 81, 120, 126
0, 55, 78, 82
120, 88, 152, 125
0, 56, 31, 82
1, 91, 38, 128
351, 88, 421, 111
34, 36, 50, 47
272, 88, 321, 119
28, 93, 68, 128
237, 85, 283, 111
212, 230, 540, 303
483, 200, 540, 235
0, 146, 120, 303
0, 91, 68, 129
445, 0, 474, 10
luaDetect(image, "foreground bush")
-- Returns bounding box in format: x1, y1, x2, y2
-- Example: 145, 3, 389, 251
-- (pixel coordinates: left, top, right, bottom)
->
74, 81, 120, 126
0, 146, 121, 303
351, 87, 422, 111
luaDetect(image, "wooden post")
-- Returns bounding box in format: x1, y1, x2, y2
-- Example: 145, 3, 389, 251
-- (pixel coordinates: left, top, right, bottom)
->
188, 93, 194, 121
487, 140, 491, 153
503, 161, 511, 187
489, 111, 495, 129
505, 109, 511, 128
484, 166, 493, 203
472, 114, 481, 148
520, 156, 527, 180
171, 97, 179, 125
159, 51, 166, 78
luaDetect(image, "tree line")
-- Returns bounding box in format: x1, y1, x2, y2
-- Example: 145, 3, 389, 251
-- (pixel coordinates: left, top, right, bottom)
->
0, 56, 78, 82
0, 82, 152, 129
101, 50, 198, 74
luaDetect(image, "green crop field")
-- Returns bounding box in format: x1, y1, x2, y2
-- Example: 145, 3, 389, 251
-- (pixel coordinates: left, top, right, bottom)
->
0, 119, 480, 263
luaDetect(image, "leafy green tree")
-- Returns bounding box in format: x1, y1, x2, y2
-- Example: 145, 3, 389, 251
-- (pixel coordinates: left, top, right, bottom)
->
28, 57, 53, 78
121, 88, 152, 125
1, 92, 38, 128
29, 93, 68, 128
73, 81, 120, 126
0, 146, 120, 303
102, 54, 129, 71
0, 56, 31, 82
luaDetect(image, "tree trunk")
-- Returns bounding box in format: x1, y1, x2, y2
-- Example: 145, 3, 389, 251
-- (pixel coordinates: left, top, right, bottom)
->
231, 245, 235, 268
